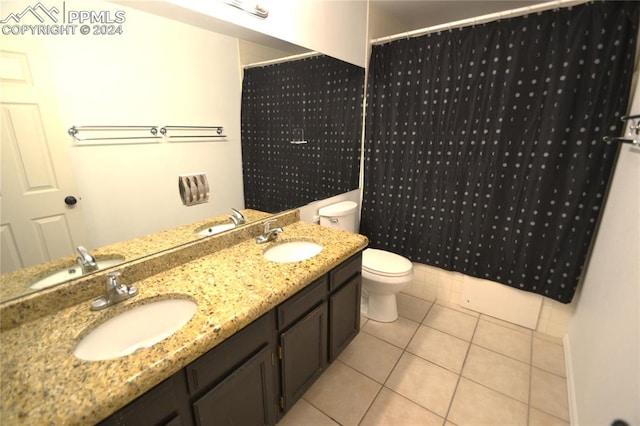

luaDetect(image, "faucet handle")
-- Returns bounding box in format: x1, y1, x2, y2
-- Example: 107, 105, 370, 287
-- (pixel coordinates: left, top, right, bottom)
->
231, 208, 244, 219
76, 245, 96, 261
263, 219, 277, 233
104, 271, 121, 289
92, 271, 137, 311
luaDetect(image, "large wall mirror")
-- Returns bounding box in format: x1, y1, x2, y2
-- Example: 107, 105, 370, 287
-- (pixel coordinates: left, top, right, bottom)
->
0, 0, 364, 303
241, 54, 364, 213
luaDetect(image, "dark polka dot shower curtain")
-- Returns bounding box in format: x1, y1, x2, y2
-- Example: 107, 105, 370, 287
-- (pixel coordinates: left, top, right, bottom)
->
241, 55, 364, 213
360, 1, 638, 303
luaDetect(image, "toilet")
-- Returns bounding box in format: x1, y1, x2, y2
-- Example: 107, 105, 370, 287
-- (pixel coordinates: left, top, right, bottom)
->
318, 201, 414, 322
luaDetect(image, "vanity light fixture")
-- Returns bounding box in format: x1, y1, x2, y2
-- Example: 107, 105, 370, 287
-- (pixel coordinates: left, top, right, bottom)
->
222, 0, 269, 19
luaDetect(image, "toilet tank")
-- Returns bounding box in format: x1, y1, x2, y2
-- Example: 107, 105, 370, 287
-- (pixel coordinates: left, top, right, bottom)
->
318, 201, 358, 233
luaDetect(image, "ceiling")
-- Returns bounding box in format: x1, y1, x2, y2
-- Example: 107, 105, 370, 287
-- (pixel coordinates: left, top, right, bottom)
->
369, 0, 548, 37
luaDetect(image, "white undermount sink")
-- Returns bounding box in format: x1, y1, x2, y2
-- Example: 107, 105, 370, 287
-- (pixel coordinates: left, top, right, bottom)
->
263, 240, 323, 263
73, 298, 197, 361
196, 223, 235, 236
29, 258, 124, 290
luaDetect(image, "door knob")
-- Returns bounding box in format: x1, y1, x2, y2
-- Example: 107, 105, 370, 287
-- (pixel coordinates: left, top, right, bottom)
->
64, 196, 78, 206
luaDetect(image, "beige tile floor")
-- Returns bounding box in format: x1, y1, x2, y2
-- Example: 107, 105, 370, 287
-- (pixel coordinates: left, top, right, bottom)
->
278, 293, 570, 426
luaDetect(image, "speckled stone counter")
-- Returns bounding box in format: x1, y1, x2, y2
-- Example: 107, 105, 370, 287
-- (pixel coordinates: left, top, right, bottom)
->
0, 217, 368, 425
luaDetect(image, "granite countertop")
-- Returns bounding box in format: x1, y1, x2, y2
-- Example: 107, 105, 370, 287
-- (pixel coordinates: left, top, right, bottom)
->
0, 209, 272, 302
0, 219, 368, 425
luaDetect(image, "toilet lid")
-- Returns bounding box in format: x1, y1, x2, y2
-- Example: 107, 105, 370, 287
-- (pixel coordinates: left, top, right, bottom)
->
362, 248, 413, 277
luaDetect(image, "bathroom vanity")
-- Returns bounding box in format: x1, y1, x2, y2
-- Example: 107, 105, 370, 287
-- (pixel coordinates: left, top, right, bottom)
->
99, 253, 362, 425
0, 210, 368, 425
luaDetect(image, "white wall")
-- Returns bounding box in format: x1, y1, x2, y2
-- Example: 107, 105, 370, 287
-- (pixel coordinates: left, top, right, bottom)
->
367, 1, 410, 40
564, 82, 640, 425
132, 0, 369, 68
238, 39, 295, 67
40, 1, 245, 247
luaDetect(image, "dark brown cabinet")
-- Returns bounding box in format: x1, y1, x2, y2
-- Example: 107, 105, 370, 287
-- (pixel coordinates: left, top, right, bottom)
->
98, 252, 362, 426
192, 345, 275, 426
329, 274, 361, 362
187, 311, 277, 426
277, 277, 328, 413
97, 369, 193, 426
328, 253, 362, 362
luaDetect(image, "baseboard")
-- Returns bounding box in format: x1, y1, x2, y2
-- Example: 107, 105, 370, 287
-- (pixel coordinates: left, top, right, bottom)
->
563, 333, 579, 426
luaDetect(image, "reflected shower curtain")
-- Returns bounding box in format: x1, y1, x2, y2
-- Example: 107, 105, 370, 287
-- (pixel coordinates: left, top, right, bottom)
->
241, 55, 364, 213
361, 1, 638, 303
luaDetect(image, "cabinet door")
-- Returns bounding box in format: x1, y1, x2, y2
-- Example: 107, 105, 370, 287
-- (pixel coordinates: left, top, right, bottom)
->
193, 345, 276, 426
97, 370, 192, 426
329, 275, 361, 362
186, 311, 275, 397
280, 302, 328, 412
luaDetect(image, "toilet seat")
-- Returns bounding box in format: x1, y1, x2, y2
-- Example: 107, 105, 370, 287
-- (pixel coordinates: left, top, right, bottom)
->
362, 248, 412, 277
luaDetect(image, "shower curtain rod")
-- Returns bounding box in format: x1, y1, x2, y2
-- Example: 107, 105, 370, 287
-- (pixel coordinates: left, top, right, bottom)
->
243, 51, 321, 69
370, 0, 588, 45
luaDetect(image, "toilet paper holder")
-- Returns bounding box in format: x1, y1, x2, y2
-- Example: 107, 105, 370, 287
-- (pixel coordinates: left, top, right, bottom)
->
179, 173, 209, 206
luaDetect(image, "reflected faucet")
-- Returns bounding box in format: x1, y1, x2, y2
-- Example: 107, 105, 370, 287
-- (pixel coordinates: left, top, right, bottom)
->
256, 219, 283, 244
76, 246, 98, 274
90, 271, 138, 311
229, 208, 246, 226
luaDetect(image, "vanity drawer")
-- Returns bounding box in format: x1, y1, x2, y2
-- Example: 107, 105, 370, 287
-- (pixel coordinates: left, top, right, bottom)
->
329, 252, 362, 291
98, 369, 192, 426
277, 276, 327, 331
185, 310, 275, 396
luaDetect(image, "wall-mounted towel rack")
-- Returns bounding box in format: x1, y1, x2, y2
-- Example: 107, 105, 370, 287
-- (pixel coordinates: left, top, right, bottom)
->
603, 114, 640, 145
68, 125, 160, 142
160, 126, 226, 139
603, 136, 640, 145
68, 125, 227, 143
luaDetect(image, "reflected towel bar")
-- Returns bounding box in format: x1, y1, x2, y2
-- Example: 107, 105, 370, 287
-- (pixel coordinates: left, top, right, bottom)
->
603, 136, 639, 145
68, 125, 226, 142
160, 126, 226, 139
68, 125, 160, 142
602, 114, 640, 145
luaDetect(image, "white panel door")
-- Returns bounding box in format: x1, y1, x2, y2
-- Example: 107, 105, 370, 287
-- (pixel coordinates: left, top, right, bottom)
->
0, 36, 87, 274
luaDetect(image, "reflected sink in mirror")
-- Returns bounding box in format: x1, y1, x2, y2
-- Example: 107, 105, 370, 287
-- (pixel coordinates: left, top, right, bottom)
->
195, 222, 235, 237
74, 298, 197, 361
263, 240, 323, 263
29, 258, 124, 290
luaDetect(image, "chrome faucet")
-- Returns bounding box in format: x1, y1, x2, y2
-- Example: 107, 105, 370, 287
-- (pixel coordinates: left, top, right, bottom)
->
76, 246, 98, 274
90, 271, 138, 311
229, 208, 246, 226
255, 219, 283, 244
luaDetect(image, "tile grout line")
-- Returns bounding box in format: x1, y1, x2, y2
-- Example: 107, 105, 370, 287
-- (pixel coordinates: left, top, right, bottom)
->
469, 336, 533, 366
368, 299, 567, 423
294, 298, 568, 426
355, 301, 435, 425
528, 365, 573, 423
380, 386, 449, 424
442, 313, 480, 424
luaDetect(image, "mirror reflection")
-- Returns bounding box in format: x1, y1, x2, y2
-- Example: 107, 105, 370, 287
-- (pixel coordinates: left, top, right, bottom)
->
0, 1, 364, 303
241, 54, 364, 213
